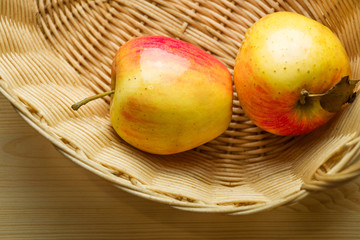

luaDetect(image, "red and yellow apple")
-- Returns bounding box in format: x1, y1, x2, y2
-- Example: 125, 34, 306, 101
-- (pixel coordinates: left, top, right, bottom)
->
73, 36, 233, 154
234, 11, 353, 136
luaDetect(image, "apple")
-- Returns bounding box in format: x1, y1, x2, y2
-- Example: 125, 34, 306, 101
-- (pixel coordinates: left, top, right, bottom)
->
72, 36, 233, 154
234, 11, 357, 136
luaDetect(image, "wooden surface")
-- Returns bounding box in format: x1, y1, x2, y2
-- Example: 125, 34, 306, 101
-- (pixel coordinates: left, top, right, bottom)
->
1, 93, 360, 240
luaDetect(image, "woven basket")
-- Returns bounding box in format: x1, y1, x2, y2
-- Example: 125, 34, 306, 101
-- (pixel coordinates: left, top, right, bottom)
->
1, 0, 360, 214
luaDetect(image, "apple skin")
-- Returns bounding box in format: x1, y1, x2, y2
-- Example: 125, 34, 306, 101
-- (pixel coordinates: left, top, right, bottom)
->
234, 12, 351, 136
110, 36, 233, 154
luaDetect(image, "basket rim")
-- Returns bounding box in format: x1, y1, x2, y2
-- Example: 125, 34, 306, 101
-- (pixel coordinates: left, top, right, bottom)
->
3, 82, 360, 214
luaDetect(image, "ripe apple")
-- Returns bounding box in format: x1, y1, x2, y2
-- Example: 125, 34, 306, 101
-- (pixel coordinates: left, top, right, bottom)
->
72, 36, 233, 154
234, 11, 357, 136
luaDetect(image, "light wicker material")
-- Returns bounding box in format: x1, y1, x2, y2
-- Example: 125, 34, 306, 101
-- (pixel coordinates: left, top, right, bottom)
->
0, 0, 360, 214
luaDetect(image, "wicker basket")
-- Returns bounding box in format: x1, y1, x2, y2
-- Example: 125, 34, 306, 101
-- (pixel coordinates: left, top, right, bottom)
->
1, 0, 360, 214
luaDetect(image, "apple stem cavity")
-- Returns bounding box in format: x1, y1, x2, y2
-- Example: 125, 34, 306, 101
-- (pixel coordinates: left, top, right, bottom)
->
71, 90, 115, 111
299, 76, 359, 113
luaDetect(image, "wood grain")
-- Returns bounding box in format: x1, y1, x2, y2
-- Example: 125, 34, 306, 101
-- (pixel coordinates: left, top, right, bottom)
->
1, 93, 360, 240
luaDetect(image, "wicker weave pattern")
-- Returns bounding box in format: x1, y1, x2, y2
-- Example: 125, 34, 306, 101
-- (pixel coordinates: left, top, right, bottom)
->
0, 0, 360, 214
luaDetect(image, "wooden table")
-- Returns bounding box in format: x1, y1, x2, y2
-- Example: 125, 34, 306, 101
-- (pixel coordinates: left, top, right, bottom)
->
1, 93, 360, 240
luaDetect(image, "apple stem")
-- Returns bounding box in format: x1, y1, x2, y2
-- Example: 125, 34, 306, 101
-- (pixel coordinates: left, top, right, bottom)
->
71, 90, 115, 111
299, 76, 359, 112
299, 89, 324, 104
